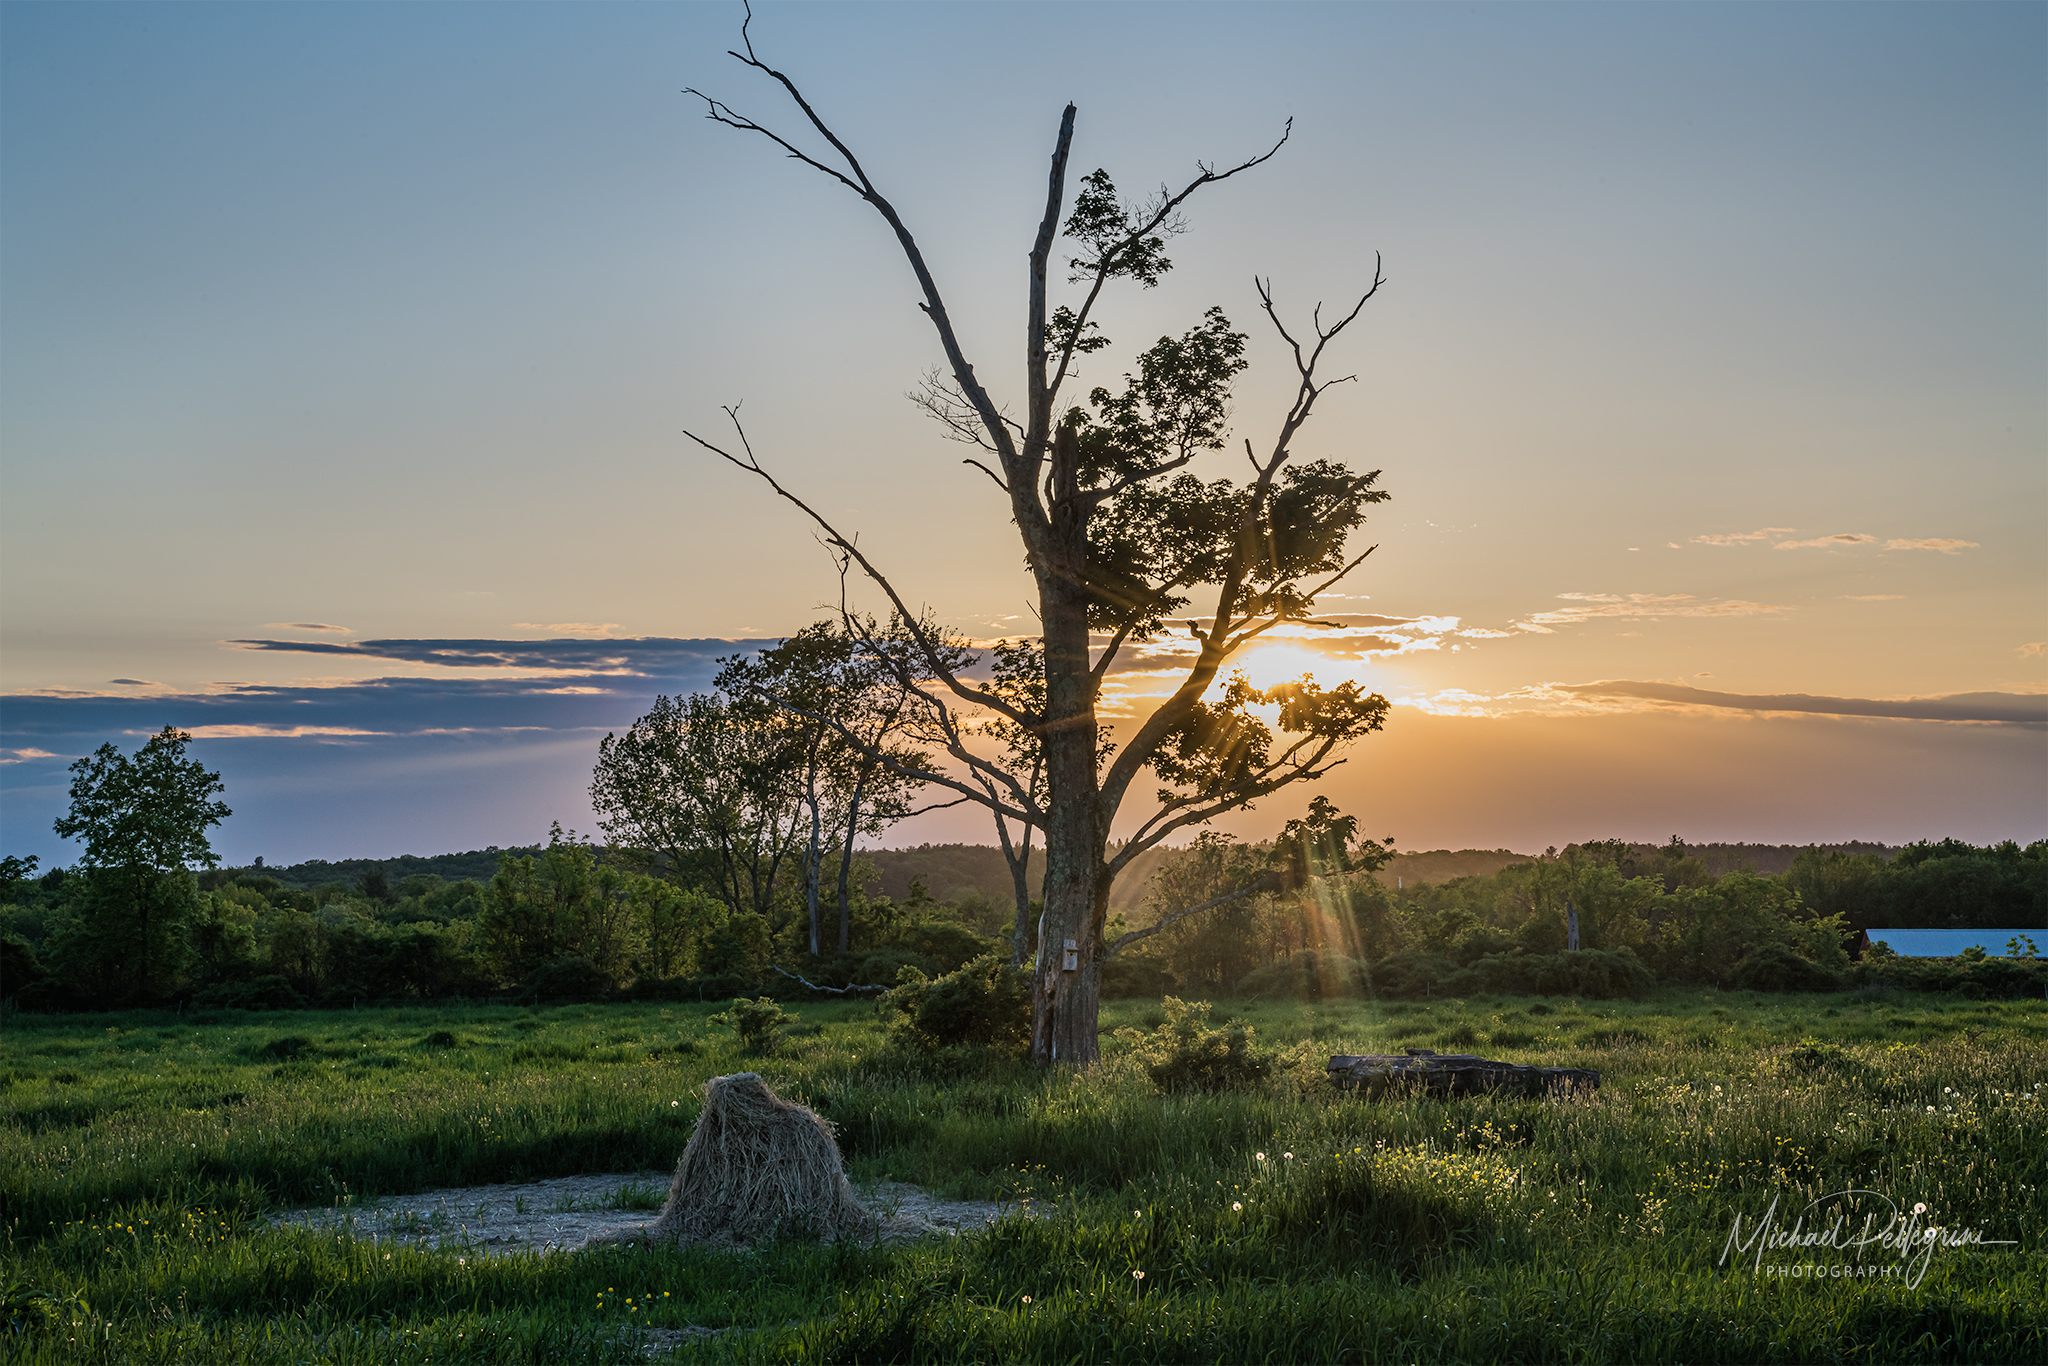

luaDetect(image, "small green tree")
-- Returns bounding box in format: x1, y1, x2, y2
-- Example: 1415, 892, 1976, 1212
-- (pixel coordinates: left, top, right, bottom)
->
49, 725, 230, 1004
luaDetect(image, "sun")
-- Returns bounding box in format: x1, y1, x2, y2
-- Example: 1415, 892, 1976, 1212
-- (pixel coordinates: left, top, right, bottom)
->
1226, 644, 1367, 692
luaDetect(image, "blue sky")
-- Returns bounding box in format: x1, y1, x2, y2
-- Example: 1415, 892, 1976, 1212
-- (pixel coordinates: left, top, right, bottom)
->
3, 2, 2042, 866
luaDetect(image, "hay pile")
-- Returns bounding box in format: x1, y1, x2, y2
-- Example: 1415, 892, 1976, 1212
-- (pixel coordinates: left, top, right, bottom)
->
609, 1072, 874, 1247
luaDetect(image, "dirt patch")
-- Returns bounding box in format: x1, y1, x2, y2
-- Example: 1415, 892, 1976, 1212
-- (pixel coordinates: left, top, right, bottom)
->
272, 1171, 1040, 1256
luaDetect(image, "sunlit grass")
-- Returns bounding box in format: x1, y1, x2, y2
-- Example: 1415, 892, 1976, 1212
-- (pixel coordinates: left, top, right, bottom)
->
3, 990, 2044, 1361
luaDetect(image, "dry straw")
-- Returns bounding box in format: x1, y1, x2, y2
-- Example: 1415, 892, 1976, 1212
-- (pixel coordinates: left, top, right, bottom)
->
603, 1071, 874, 1247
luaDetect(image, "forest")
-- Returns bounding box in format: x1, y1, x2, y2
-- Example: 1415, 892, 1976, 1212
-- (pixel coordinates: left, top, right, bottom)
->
5, 826, 2042, 1015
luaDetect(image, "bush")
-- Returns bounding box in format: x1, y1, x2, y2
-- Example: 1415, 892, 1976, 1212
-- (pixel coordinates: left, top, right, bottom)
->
1101, 955, 1176, 999
1113, 996, 1301, 1093
1364, 951, 1459, 1000
1436, 949, 1653, 1000
1849, 953, 2048, 999
1235, 950, 1366, 1001
881, 953, 1031, 1055
191, 975, 308, 1011
525, 955, 613, 1002
1732, 943, 1843, 994
709, 996, 798, 1053
895, 921, 993, 975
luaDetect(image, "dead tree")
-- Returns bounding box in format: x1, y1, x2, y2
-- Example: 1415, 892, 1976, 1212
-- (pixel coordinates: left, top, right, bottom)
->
684, 6, 1394, 1064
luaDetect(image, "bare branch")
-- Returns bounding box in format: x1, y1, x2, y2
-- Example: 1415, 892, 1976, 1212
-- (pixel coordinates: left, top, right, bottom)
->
771, 963, 889, 994
1106, 874, 1278, 957
686, 410, 1041, 732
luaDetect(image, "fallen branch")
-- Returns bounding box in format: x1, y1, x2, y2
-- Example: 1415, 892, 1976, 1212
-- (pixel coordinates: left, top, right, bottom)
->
770, 963, 889, 995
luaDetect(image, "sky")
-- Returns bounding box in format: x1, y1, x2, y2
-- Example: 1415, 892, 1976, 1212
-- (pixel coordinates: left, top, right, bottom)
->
2, 1, 2042, 869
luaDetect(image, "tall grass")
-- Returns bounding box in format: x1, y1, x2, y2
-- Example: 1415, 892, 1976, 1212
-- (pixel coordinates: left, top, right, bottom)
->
3, 990, 2044, 1361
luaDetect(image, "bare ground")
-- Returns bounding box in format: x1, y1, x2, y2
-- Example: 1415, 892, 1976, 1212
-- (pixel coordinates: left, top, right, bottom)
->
271, 1169, 1044, 1256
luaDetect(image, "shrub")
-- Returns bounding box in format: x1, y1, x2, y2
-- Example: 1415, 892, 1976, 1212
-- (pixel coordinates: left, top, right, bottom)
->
1101, 955, 1176, 999
1365, 951, 1459, 1000
525, 955, 613, 1002
1442, 949, 1653, 1000
191, 975, 307, 1011
1114, 996, 1303, 1093
709, 996, 798, 1053
881, 953, 1031, 1055
1732, 943, 1843, 994
895, 921, 992, 975
1236, 949, 1367, 1001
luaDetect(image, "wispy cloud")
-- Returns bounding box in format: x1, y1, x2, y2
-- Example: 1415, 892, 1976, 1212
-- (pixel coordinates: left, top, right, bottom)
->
1773, 533, 1978, 554
1692, 527, 1796, 546
264, 622, 353, 633
2022, 643, 2046, 659
1842, 594, 1904, 601
1557, 680, 2045, 726
510, 622, 626, 636
1883, 538, 1978, 554
226, 635, 765, 677
1521, 593, 1793, 630
180, 724, 387, 740
1775, 532, 1881, 550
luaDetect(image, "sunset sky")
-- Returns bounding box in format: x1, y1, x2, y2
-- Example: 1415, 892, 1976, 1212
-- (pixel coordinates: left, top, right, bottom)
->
3, 1, 2042, 869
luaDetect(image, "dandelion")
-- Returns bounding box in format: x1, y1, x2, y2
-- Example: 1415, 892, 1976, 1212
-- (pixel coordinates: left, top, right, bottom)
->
1132, 1270, 1145, 1281
672, 1100, 680, 1107
1256, 1152, 1266, 1161
1232, 1201, 1243, 1212
1913, 1202, 1928, 1215
1927, 1106, 1937, 1113
1284, 1152, 1293, 1160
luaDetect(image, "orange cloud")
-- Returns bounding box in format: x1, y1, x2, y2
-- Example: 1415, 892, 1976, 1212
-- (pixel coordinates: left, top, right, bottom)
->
1692, 527, 1797, 546
1774, 533, 1880, 550
1884, 538, 1978, 554
1522, 593, 1793, 629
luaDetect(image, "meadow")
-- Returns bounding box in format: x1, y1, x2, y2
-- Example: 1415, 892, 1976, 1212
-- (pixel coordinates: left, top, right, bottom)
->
3, 989, 2044, 1363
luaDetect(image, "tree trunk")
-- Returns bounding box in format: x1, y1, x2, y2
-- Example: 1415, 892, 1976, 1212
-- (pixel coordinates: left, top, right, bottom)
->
1027, 507, 1105, 1064
835, 762, 868, 954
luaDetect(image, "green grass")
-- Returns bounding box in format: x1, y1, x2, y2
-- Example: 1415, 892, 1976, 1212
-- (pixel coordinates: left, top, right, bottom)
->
3, 990, 2045, 1361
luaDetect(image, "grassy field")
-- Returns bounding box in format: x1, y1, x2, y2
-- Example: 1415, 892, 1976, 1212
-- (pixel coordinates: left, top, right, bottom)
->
3, 989, 2044, 1362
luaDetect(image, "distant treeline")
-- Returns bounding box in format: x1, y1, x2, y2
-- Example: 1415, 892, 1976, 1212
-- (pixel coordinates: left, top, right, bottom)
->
250, 847, 537, 892
4, 833, 2039, 1013
1374, 841, 1903, 888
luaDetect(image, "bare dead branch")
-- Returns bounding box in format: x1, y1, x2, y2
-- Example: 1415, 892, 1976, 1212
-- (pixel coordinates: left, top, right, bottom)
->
1106, 874, 1279, 957
771, 963, 889, 994
686, 410, 1040, 732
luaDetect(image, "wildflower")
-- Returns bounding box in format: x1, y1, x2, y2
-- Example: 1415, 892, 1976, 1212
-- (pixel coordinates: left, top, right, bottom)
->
1256, 1152, 1266, 1161
1913, 1202, 1927, 1215
1283, 1152, 1293, 1160
672, 1101, 680, 1107
1132, 1270, 1145, 1281
1232, 1201, 1243, 1212
1021, 1296, 1032, 1305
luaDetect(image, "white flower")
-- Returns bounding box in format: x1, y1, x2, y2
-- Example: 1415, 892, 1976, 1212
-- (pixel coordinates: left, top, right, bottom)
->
1256, 1152, 1266, 1161
1232, 1201, 1243, 1212
1132, 1270, 1145, 1281
671, 1101, 680, 1108
1913, 1202, 1927, 1215
1283, 1152, 1293, 1160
